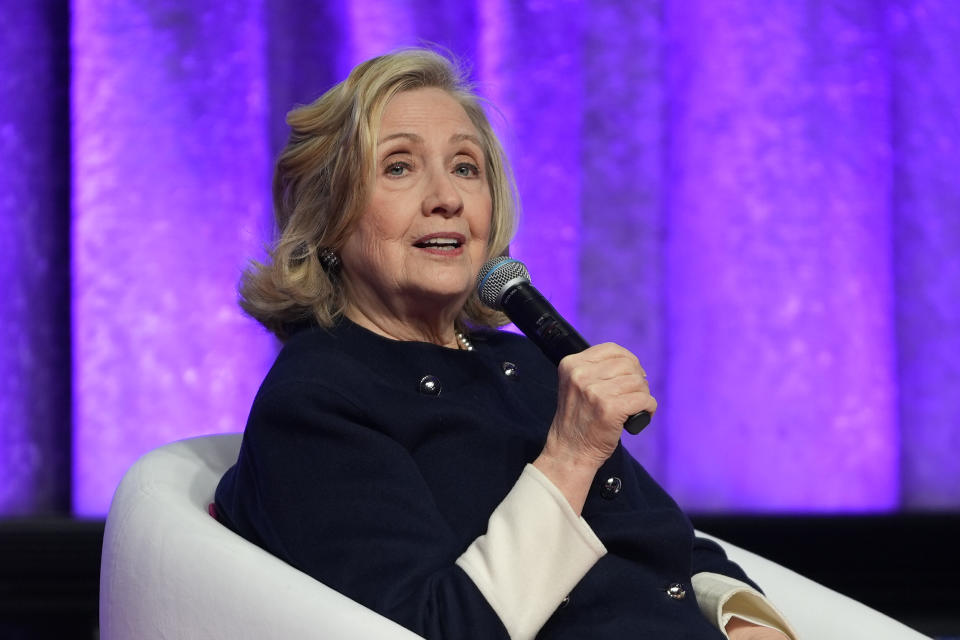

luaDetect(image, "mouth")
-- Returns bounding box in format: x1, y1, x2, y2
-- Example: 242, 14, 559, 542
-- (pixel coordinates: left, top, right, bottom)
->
413, 232, 466, 252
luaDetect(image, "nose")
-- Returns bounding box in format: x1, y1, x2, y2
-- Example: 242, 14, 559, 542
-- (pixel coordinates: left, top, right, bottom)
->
422, 167, 463, 218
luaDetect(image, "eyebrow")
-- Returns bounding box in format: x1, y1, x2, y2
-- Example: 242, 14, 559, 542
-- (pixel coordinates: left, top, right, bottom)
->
451, 132, 483, 147
377, 132, 483, 148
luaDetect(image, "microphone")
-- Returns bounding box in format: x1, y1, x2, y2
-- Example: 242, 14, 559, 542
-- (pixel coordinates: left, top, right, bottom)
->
476, 257, 651, 435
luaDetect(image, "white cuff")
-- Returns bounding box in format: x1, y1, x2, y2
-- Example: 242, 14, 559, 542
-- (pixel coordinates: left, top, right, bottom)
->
692, 572, 799, 640
456, 464, 606, 640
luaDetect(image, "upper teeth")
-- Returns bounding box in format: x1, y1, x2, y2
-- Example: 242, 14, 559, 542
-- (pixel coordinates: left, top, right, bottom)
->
421, 238, 459, 246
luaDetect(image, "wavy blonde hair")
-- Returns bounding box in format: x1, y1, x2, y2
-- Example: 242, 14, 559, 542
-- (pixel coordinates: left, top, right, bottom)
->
240, 48, 517, 339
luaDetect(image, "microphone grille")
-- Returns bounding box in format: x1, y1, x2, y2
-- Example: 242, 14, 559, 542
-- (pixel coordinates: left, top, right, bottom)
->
476, 257, 530, 309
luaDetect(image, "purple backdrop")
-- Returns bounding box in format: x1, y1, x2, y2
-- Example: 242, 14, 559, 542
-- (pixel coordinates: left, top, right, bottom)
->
1, 0, 958, 516
70, 0, 278, 514
889, 1, 960, 509
0, 1, 71, 514
661, 1, 898, 510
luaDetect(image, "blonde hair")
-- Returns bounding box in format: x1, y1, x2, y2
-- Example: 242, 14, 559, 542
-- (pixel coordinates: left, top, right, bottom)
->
240, 48, 518, 339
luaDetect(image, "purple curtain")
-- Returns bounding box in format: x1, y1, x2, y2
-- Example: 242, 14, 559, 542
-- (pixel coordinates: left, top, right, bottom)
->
0, 1, 71, 514
1, 0, 957, 515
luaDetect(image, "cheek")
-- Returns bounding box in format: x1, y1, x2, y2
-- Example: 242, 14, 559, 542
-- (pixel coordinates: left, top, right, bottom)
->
364, 198, 413, 245
473, 196, 494, 247
343, 217, 390, 271
350, 204, 405, 245
469, 185, 493, 230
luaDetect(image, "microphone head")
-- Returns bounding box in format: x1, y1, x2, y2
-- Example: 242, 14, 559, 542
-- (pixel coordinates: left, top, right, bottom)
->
476, 257, 531, 309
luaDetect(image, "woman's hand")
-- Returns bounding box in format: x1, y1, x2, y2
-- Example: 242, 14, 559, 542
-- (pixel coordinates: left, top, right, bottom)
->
726, 617, 791, 639
549, 343, 654, 464
533, 343, 656, 513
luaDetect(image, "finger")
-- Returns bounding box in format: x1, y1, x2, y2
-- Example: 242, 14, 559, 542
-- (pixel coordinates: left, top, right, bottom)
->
587, 344, 647, 383
613, 389, 658, 421
584, 393, 656, 432
562, 348, 647, 382
583, 368, 648, 394
574, 342, 639, 365
570, 361, 640, 388
580, 374, 655, 415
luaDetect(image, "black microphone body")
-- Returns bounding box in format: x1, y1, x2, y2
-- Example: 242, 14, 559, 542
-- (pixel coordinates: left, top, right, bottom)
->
499, 282, 591, 367
477, 258, 651, 435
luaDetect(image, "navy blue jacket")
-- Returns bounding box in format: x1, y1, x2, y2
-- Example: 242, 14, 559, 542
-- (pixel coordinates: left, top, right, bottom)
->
216, 319, 758, 639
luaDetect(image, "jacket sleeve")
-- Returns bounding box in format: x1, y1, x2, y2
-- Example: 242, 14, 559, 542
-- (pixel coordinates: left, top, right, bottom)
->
690, 538, 797, 638
217, 379, 604, 640
691, 535, 760, 590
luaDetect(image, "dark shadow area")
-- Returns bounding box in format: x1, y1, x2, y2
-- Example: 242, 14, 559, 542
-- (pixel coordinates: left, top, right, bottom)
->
0, 518, 101, 640
691, 513, 960, 639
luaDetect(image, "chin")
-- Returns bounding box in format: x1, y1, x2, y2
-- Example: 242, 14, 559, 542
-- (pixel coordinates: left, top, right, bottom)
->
407, 280, 473, 307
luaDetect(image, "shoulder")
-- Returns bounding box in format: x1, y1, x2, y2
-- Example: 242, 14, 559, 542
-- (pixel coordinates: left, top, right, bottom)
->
268, 319, 394, 380
273, 322, 359, 374
249, 322, 374, 411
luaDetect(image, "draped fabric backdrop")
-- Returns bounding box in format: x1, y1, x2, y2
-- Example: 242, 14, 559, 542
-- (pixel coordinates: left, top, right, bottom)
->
1, 0, 958, 516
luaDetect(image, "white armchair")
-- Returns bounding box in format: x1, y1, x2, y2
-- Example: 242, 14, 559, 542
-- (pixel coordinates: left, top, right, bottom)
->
99, 434, 931, 639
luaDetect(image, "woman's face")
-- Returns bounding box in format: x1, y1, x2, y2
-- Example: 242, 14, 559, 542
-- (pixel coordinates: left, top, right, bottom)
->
340, 87, 492, 323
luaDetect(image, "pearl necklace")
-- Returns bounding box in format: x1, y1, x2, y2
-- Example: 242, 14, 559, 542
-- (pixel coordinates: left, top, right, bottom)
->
455, 331, 474, 351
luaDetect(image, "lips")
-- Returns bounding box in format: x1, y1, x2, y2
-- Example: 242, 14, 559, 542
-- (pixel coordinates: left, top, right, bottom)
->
413, 232, 466, 250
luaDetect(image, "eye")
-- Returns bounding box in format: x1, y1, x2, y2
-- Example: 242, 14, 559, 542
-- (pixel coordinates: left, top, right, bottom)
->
453, 162, 480, 178
385, 161, 411, 177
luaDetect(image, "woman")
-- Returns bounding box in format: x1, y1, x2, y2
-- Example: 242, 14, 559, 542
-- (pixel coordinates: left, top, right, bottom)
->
216, 49, 795, 640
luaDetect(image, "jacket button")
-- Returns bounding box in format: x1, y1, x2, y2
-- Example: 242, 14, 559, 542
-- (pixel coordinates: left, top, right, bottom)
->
559, 595, 570, 609
501, 361, 518, 377
600, 476, 622, 499
418, 375, 441, 396
666, 583, 686, 600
